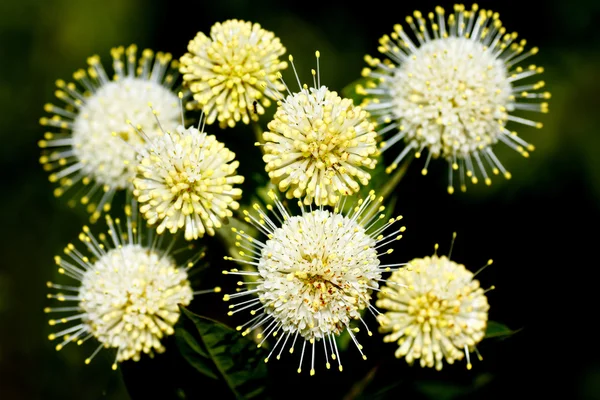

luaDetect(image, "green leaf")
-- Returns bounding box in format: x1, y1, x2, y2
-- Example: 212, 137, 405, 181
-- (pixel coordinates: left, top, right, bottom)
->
415, 374, 493, 400
484, 320, 522, 339
176, 327, 219, 380
414, 381, 471, 400
365, 381, 404, 400
335, 326, 352, 352
175, 306, 269, 399
341, 76, 370, 105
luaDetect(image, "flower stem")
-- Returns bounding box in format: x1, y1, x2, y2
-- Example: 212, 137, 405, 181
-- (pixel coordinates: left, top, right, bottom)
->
379, 155, 412, 199
252, 120, 265, 152
342, 364, 380, 400
363, 153, 414, 221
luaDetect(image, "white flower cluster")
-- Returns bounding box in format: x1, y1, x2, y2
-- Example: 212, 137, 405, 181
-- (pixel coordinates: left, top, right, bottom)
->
40, 8, 540, 380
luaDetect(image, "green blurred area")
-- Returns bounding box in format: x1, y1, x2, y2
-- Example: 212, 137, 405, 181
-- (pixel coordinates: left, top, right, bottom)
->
0, 0, 599, 399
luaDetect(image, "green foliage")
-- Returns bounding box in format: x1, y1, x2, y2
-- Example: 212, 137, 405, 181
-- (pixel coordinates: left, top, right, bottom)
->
484, 321, 522, 339
175, 306, 270, 400
414, 373, 494, 400
414, 380, 473, 400
341, 76, 370, 106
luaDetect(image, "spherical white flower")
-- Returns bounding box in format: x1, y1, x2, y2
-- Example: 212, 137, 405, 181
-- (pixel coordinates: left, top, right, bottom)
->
359, 4, 550, 193
257, 210, 379, 339
133, 123, 244, 241
223, 191, 406, 375
180, 19, 288, 128
39, 45, 181, 221
45, 209, 216, 368
376, 254, 490, 370
263, 53, 378, 206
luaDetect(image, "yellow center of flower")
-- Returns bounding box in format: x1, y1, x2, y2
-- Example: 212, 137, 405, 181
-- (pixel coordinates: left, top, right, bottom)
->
407, 291, 457, 328
290, 258, 350, 313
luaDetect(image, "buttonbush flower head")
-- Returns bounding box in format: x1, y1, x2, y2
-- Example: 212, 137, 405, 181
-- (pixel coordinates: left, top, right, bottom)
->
39, 45, 181, 221
376, 242, 491, 370
133, 114, 244, 241
45, 206, 218, 369
180, 19, 288, 129
223, 191, 406, 375
263, 52, 378, 206
358, 4, 550, 193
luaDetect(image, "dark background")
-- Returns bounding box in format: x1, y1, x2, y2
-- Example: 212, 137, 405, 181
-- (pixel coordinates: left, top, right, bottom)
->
1, 0, 598, 398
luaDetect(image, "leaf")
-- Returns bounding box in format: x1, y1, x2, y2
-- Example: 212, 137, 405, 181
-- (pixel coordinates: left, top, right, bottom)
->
414, 381, 471, 400
341, 76, 370, 105
120, 334, 214, 400
364, 381, 404, 400
484, 320, 522, 339
176, 327, 219, 380
175, 306, 269, 399
335, 326, 352, 352
343, 365, 380, 400
414, 373, 494, 400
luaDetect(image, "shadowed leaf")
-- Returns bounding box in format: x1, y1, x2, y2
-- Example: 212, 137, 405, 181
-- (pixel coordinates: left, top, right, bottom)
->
485, 321, 522, 339
175, 306, 269, 399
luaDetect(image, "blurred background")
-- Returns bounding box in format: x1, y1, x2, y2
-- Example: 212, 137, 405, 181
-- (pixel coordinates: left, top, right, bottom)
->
0, 0, 598, 398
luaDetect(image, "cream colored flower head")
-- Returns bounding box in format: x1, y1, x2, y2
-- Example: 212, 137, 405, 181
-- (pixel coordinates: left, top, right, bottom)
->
180, 19, 288, 129
223, 190, 406, 375
376, 253, 491, 370
133, 118, 244, 241
45, 207, 218, 369
39, 44, 181, 222
359, 4, 550, 193
263, 52, 379, 206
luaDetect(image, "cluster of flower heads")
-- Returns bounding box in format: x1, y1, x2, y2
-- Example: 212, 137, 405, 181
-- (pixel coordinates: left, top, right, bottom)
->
39, 45, 181, 221
40, 3, 544, 374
